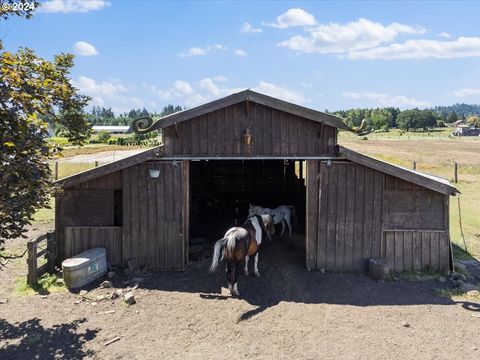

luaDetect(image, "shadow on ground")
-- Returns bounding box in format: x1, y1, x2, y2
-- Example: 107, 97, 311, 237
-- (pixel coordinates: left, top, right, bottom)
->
108, 237, 464, 322
0, 318, 99, 359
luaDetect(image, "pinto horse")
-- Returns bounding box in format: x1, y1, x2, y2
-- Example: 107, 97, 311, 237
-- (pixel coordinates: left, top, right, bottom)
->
249, 204, 296, 238
209, 214, 270, 296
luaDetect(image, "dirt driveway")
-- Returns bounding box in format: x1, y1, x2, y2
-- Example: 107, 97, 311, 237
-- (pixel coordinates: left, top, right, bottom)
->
1, 225, 480, 359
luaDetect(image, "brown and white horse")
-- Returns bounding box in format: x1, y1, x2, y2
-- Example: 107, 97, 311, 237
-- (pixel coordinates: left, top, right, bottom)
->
209, 214, 271, 296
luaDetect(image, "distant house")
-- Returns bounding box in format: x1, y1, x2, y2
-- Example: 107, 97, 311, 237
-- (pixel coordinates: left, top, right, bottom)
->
453, 125, 480, 136
91, 126, 131, 134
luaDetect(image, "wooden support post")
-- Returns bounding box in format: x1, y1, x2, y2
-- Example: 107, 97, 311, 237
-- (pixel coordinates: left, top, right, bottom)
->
454, 162, 458, 183
27, 241, 38, 286
413, 161, 416, 170
54, 161, 59, 180
95, 161, 99, 167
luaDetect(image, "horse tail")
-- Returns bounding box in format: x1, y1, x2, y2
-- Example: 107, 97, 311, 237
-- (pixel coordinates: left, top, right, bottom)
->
289, 206, 298, 225
209, 232, 237, 273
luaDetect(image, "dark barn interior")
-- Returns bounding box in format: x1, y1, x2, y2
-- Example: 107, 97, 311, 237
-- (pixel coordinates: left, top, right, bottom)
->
189, 160, 306, 252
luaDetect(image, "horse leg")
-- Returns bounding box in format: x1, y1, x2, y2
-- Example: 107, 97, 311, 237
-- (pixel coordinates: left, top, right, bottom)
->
280, 219, 286, 236
244, 255, 249, 276
226, 261, 233, 292
231, 261, 240, 296
286, 215, 292, 238
254, 253, 261, 277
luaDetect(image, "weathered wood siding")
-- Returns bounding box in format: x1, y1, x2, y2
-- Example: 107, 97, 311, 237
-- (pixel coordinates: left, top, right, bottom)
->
64, 227, 123, 266
122, 161, 187, 271
163, 102, 337, 157
306, 160, 450, 272
70, 171, 122, 190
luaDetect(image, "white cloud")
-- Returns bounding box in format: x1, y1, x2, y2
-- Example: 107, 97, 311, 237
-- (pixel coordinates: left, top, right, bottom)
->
173, 80, 193, 95
342, 91, 430, 108
453, 88, 480, 97
39, 0, 110, 13
234, 49, 247, 57
213, 76, 228, 82
254, 82, 306, 104
149, 78, 305, 107
279, 18, 425, 54
265, 8, 316, 29
73, 76, 127, 98
437, 32, 451, 39
347, 36, 480, 60
241, 22, 262, 33
73, 41, 98, 56
179, 44, 228, 57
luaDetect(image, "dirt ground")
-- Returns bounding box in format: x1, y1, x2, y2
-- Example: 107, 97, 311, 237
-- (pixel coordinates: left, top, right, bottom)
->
1, 223, 480, 360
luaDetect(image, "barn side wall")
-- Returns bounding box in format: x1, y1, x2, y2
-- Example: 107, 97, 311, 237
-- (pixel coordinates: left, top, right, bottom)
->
162, 102, 338, 157
56, 171, 123, 265
306, 160, 450, 273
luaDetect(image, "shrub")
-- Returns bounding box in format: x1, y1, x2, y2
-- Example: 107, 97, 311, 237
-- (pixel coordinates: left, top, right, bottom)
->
97, 130, 111, 143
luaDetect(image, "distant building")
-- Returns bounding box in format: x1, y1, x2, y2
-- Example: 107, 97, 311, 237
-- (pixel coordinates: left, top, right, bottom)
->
453, 125, 480, 136
91, 126, 131, 134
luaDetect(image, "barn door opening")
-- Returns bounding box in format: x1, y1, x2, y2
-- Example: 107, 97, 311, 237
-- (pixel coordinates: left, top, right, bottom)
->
122, 161, 188, 271
189, 160, 306, 265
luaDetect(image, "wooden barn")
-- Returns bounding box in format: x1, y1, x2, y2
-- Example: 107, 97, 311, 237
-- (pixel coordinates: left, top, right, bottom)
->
54, 90, 459, 274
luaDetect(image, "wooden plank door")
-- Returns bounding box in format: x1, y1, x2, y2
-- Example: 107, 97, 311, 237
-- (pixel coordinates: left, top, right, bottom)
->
123, 161, 187, 271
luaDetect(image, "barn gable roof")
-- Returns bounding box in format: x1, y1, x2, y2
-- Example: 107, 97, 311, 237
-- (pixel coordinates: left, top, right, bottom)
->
339, 146, 459, 196
132, 89, 350, 133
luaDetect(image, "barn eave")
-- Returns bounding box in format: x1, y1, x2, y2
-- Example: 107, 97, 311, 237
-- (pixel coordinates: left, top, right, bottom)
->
55, 146, 164, 189
339, 146, 459, 196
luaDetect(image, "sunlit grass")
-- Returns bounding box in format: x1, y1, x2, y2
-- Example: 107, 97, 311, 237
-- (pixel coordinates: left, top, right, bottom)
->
15, 273, 66, 296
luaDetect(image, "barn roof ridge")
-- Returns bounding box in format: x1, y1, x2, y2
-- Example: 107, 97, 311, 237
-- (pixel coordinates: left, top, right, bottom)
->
338, 146, 459, 196
132, 89, 350, 133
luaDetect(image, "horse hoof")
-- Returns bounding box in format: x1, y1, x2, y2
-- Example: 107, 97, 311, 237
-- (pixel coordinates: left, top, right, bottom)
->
231, 290, 240, 296
244, 271, 249, 276
254, 272, 261, 277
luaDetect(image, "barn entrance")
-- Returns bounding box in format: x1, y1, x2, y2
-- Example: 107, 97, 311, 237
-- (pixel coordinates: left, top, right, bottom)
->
189, 160, 306, 263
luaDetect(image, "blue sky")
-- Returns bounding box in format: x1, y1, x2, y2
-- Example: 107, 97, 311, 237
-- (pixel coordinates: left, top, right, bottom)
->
3, 0, 480, 114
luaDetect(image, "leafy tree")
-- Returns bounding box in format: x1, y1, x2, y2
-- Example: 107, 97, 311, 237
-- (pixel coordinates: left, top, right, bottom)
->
397, 109, 437, 131
447, 112, 458, 123
467, 115, 480, 127
0, 7, 90, 242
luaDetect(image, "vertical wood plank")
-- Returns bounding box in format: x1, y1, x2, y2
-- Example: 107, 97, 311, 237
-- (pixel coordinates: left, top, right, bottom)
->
385, 231, 395, 269
344, 164, 356, 271
326, 163, 337, 270
317, 162, 329, 269
335, 163, 347, 271
156, 163, 166, 270
372, 171, 383, 258
430, 232, 440, 270
421, 232, 430, 269
305, 160, 318, 270
362, 168, 374, 268
403, 232, 413, 272
394, 232, 404, 272
413, 232, 422, 271
272, 109, 281, 155
353, 164, 365, 272
147, 163, 156, 270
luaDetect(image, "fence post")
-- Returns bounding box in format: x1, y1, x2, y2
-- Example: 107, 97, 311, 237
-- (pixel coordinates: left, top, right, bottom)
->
413, 161, 417, 170
454, 162, 458, 183
27, 241, 38, 286
95, 161, 99, 167
54, 161, 59, 180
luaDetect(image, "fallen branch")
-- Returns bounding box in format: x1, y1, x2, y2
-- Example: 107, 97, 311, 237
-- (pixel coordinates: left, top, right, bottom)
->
103, 337, 120, 346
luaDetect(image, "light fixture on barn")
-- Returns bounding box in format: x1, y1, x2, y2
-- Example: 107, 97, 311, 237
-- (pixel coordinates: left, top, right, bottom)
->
148, 168, 160, 179
243, 128, 252, 146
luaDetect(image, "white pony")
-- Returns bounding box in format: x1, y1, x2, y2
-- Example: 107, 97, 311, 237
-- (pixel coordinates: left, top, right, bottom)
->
248, 204, 296, 238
